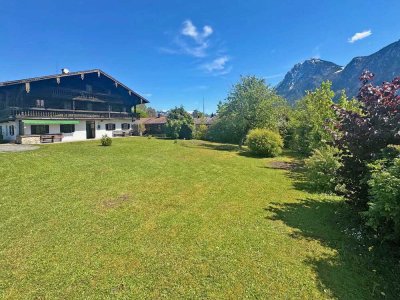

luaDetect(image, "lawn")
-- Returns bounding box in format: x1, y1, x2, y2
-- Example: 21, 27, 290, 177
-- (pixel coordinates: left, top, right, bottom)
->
0, 138, 399, 299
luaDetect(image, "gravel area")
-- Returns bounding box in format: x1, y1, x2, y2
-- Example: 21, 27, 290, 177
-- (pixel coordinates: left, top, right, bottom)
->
0, 144, 39, 153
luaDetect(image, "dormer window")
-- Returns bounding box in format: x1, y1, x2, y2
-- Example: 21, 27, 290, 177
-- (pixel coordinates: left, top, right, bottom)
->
36, 99, 45, 108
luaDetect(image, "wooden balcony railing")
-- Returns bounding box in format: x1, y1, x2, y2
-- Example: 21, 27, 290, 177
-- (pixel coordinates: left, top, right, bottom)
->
0, 107, 140, 121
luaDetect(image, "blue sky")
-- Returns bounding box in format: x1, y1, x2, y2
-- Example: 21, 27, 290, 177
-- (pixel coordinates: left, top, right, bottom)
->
1, 1, 400, 113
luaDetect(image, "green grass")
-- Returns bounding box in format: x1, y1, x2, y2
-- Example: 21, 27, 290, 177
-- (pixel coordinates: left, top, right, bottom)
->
0, 138, 398, 299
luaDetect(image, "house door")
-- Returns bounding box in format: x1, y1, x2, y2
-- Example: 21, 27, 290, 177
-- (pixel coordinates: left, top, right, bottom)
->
86, 121, 96, 139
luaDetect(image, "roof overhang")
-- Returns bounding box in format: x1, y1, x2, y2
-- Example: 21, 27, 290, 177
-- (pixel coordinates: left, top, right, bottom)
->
23, 120, 80, 125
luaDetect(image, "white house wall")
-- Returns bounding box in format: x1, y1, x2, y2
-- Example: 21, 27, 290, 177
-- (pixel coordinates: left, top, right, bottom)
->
0, 121, 18, 141
18, 119, 133, 143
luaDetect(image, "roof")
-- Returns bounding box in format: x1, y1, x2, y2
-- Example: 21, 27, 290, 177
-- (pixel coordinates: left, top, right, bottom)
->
134, 116, 167, 125
194, 117, 216, 125
0, 69, 149, 104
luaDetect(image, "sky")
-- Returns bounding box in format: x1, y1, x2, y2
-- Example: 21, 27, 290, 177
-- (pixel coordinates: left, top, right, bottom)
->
1, 1, 400, 113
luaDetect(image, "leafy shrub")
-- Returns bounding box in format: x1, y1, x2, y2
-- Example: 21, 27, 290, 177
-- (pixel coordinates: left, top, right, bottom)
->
288, 81, 336, 156
205, 117, 241, 144
179, 122, 193, 139
212, 76, 289, 146
166, 106, 194, 139
365, 156, 400, 243
246, 129, 283, 157
304, 146, 343, 193
194, 124, 208, 140
100, 135, 112, 146
332, 71, 400, 207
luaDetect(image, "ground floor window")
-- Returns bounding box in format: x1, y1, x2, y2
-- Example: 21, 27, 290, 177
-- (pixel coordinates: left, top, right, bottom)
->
60, 124, 75, 133
121, 123, 130, 130
106, 123, 116, 131
9, 125, 15, 136
31, 125, 49, 135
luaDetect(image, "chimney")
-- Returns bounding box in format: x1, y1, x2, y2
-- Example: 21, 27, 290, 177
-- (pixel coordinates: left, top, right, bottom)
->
157, 113, 161, 118
61, 68, 70, 74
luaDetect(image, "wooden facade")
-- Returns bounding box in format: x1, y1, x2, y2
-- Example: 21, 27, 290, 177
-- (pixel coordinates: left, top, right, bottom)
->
0, 69, 149, 143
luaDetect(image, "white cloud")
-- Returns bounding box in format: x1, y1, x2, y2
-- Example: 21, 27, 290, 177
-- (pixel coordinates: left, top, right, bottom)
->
181, 20, 213, 43
203, 56, 229, 73
174, 37, 209, 58
175, 20, 214, 57
182, 20, 198, 39
161, 20, 231, 75
348, 30, 372, 43
203, 25, 213, 38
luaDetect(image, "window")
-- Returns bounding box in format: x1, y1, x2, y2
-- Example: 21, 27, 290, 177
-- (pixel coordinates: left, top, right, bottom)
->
60, 124, 75, 133
105, 123, 116, 131
121, 123, 130, 130
86, 84, 93, 93
31, 125, 49, 135
0, 126, 3, 136
35, 99, 45, 108
9, 125, 15, 136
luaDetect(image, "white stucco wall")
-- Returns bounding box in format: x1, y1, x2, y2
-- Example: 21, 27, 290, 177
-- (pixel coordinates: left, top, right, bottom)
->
16, 119, 133, 143
62, 121, 87, 142
95, 119, 131, 139
0, 121, 18, 141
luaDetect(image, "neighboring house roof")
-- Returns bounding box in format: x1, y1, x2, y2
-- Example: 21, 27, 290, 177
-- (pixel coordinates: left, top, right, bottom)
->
0, 69, 149, 104
134, 116, 167, 125
193, 117, 216, 125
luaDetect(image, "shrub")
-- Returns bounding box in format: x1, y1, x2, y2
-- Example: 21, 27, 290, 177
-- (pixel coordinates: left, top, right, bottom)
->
362, 145, 400, 243
246, 129, 283, 157
288, 81, 336, 156
100, 135, 112, 146
194, 124, 208, 140
205, 117, 241, 144
166, 119, 182, 139
166, 106, 194, 140
179, 122, 193, 139
332, 71, 400, 207
304, 146, 343, 193
365, 157, 400, 243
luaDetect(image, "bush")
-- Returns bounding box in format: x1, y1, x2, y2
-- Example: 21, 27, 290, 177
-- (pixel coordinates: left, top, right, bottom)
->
100, 135, 112, 146
246, 129, 283, 157
165, 107, 194, 140
194, 124, 208, 140
205, 117, 241, 144
332, 71, 400, 207
364, 146, 400, 243
304, 146, 343, 193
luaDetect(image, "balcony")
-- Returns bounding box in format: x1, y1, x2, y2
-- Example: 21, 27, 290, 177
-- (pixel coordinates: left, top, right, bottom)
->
0, 107, 140, 121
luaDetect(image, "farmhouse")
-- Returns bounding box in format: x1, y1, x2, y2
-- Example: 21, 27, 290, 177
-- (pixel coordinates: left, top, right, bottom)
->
132, 116, 167, 136
0, 69, 148, 144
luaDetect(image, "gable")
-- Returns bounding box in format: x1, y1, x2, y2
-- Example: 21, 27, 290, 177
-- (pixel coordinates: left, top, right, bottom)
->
0, 69, 148, 107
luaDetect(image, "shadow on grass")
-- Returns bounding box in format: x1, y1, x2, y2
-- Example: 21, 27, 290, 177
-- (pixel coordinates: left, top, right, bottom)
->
195, 142, 242, 152
266, 198, 400, 299
185, 141, 284, 159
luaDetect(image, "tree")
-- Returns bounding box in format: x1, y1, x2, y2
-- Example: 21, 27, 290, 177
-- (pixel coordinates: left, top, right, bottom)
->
165, 106, 194, 139
288, 81, 336, 155
134, 105, 157, 118
215, 76, 289, 146
192, 109, 205, 118
332, 71, 400, 207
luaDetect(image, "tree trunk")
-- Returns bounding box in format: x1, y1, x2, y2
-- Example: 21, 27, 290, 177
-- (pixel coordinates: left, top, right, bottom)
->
239, 135, 246, 149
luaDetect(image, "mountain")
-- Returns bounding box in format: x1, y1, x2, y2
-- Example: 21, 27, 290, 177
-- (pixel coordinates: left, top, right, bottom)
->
276, 40, 400, 102
276, 59, 343, 101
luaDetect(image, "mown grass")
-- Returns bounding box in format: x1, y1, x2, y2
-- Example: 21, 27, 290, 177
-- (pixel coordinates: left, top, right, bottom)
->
0, 138, 399, 299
